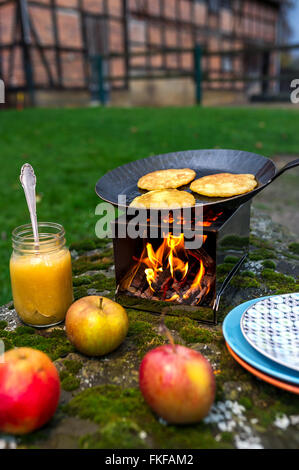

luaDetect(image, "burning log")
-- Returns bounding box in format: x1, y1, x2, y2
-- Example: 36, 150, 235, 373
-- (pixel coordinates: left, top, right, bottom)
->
120, 234, 216, 307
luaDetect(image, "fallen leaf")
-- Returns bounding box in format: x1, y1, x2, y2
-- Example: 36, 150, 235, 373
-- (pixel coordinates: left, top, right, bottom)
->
255, 142, 263, 149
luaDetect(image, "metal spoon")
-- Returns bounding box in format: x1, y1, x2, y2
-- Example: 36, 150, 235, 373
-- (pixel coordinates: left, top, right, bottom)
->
20, 163, 39, 246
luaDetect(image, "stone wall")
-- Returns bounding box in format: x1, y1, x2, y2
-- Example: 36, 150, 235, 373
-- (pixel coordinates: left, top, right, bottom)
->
0, 209, 298, 449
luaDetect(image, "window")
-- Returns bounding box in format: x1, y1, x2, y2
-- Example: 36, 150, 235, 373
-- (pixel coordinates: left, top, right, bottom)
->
222, 56, 233, 72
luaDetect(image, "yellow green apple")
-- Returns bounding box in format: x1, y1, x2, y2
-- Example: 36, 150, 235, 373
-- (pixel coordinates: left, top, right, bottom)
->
65, 296, 129, 356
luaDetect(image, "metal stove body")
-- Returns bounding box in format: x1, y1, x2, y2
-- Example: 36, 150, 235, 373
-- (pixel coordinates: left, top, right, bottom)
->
111, 201, 251, 324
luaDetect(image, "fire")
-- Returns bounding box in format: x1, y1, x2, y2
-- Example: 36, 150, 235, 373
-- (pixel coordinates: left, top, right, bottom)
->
139, 234, 189, 291
127, 233, 210, 305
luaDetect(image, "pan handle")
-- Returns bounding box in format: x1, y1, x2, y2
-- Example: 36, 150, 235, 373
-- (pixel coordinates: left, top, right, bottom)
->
269, 158, 299, 184
255, 158, 299, 196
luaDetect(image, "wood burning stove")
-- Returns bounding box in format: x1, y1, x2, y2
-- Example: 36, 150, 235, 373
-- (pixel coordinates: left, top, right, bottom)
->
111, 202, 251, 324
96, 149, 299, 323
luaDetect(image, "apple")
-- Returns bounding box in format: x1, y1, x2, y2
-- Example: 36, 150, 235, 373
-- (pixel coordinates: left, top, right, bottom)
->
139, 344, 215, 424
0, 347, 60, 435
65, 296, 129, 356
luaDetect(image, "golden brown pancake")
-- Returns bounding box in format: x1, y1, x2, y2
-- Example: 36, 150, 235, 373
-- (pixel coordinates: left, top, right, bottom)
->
190, 173, 257, 198
129, 189, 196, 209
138, 168, 196, 190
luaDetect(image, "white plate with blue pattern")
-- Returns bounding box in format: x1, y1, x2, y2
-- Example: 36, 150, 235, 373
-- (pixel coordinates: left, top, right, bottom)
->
241, 293, 299, 372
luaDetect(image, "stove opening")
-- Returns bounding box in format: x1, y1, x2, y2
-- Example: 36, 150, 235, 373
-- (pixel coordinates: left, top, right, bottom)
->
120, 233, 215, 306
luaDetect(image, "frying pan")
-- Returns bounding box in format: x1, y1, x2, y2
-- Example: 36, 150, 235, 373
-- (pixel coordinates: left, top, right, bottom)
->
95, 149, 299, 211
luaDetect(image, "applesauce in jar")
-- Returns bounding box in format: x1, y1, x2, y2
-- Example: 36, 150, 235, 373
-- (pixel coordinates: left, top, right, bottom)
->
10, 222, 74, 327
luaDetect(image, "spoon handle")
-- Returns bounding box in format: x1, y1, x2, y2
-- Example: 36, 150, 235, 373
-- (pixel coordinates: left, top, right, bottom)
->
20, 164, 39, 246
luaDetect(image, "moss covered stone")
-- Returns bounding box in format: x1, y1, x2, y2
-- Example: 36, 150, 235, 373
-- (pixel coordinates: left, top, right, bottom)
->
224, 256, 239, 264
231, 275, 260, 289
289, 242, 299, 255
0, 327, 74, 360
0, 320, 8, 330
261, 269, 297, 294
64, 384, 232, 449
127, 313, 165, 356
63, 359, 83, 375
73, 273, 116, 300
220, 235, 249, 249
262, 260, 276, 270
249, 248, 276, 261
2, 207, 299, 449
164, 315, 220, 344
61, 374, 81, 392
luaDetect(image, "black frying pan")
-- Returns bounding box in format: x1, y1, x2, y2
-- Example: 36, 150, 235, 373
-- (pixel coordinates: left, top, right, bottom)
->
95, 149, 299, 211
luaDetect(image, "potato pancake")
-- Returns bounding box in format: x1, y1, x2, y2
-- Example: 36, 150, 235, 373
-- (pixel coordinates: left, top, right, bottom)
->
138, 168, 196, 190
190, 173, 257, 197
129, 189, 196, 209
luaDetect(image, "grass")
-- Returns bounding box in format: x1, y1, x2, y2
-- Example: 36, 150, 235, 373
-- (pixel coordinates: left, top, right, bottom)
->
0, 105, 299, 305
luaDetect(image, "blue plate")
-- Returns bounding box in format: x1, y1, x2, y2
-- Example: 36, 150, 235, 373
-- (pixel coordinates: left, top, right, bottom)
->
223, 297, 299, 385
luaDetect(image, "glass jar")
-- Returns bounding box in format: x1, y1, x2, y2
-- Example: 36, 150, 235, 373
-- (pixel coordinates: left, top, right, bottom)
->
10, 222, 74, 327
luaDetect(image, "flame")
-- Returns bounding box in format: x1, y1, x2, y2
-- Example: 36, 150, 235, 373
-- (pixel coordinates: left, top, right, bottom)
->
166, 294, 180, 302
183, 259, 205, 300
167, 234, 189, 281
139, 234, 189, 289
124, 232, 213, 306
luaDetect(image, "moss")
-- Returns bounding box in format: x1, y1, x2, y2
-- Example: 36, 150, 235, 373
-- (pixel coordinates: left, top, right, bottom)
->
239, 396, 253, 410
63, 359, 83, 375
179, 325, 215, 343
220, 235, 249, 249
164, 315, 221, 344
70, 238, 111, 254
64, 385, 144, 423
127, 316, 164, 356
59, 360, 82, 391
2, 338, 13, 350
261, 269, 297, 294
250, 395, 299, 429
215, 346, 250, 396
61, 374, 81, 392
73, 276, 93, 287
72, 257, 113, 275
15, 325, 36, 335
249, 235, 273, 249
289, 242, 299, 255
220, 432, 234, 444
249, 248, 276, 261
231, 275, 260, 289
0, 320, 8, 330
217, 263, 235, 275
262, 260, 276, 270
80, 418, 147, 449
73, 274, 116, 300
64, 384, 232, 449
241, 270, 255, 278
0, 327, 74, 360
224, 256, 239, 264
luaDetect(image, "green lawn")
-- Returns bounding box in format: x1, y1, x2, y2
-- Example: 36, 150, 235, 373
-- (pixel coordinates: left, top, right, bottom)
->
0, 106, 299, 305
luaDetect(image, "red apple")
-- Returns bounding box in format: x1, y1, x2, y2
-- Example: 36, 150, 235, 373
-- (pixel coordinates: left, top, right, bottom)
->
139, 344, 215, 424
0, 347, 60, 435
65, 296, 129, 356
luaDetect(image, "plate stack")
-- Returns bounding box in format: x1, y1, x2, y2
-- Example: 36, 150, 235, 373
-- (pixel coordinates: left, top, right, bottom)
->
223, 293, 299, 393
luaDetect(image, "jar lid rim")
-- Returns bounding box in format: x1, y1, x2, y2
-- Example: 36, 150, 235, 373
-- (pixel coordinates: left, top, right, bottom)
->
12, 222, 65, 245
